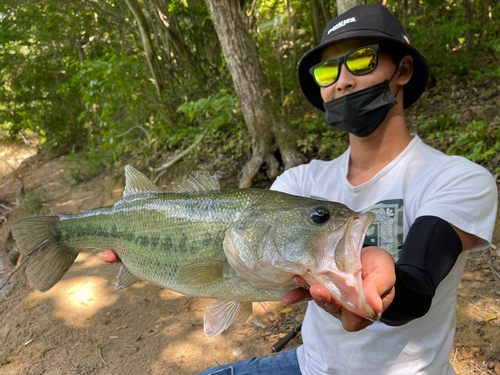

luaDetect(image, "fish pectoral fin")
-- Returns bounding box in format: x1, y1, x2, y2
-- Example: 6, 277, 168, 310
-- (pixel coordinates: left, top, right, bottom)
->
203, 300, 250, 338
177, 260, 226, 287
114, 265, 141, 291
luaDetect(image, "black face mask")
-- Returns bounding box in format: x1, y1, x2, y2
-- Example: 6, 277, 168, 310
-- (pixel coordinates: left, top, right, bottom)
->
323, 79, 398, 137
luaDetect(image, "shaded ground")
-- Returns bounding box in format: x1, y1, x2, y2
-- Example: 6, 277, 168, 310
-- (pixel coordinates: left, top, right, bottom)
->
0, 145, 499, 375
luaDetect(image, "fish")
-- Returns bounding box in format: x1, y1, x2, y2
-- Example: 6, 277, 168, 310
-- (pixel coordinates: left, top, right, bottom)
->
12, 166, 377, 337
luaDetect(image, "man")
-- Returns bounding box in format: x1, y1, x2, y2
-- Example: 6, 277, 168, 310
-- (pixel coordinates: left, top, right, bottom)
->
104, 4, 497, 374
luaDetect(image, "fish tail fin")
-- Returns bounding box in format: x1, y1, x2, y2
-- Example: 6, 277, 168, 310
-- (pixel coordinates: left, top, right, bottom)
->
12, 215, 79, 292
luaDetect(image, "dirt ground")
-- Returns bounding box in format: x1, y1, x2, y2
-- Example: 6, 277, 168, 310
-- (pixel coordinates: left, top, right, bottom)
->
0, 144, 499, 375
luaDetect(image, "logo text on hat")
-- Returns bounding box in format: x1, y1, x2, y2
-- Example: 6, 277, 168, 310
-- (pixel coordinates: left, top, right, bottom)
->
327, 17, 356, 35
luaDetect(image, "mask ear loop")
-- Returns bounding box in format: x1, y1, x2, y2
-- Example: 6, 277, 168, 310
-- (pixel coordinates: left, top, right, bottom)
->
389, 63, 402, 98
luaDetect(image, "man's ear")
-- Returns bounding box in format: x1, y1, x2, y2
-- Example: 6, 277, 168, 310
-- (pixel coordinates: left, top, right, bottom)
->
397, 55, 413, 86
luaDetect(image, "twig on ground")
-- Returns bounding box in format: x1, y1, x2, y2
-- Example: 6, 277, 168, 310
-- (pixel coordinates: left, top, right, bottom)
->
258, 302, 274, 315
0, 256, 28, 291
154, 133, 205, 177
98, 345, 108, 366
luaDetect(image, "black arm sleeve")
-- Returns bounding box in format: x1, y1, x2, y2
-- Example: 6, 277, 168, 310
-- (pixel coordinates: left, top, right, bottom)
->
380, 216, 462, 326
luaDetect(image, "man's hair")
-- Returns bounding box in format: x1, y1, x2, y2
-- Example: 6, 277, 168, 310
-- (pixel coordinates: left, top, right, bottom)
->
379, 40, 411, 64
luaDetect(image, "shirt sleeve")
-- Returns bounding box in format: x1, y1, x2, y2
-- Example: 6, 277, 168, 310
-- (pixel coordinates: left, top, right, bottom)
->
415, 156, 497, 251
270, 163, 313, 196
270, 168, 303, 195
271, 159, 335, 197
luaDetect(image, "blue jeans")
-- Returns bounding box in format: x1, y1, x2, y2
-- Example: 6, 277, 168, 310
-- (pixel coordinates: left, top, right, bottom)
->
196, 348, 301, 375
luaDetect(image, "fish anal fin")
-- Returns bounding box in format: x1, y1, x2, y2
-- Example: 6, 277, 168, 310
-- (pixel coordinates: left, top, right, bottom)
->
114, 264, 141, 291
124, 165, 160, 197
177, 260, 226, 287
203, 300, 248, 338
234, 302, 252, 325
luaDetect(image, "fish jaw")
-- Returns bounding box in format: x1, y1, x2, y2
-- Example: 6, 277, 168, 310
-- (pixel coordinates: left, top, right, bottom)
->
303, 211, 379, 320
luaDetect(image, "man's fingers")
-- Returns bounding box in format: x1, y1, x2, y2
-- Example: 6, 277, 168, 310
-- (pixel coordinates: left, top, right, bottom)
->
293, 275, 310, 290
341, 309, 373, 332
361, 246, 396, 314
309, 285, 342, 319
102, 250, 121, 263
282, 287, 312, 306
363, 270, 396, 314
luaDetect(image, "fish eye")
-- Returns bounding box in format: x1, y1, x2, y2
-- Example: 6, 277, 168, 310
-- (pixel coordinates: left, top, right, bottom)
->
311, 207, 330, 224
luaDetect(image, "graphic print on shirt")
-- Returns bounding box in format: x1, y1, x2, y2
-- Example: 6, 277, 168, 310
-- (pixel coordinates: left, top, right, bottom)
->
311, 196, 404, 261
361, 199, 404, 261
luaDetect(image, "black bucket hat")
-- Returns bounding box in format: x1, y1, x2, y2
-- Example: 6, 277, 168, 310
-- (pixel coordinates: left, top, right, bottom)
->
298, 3, 429, 111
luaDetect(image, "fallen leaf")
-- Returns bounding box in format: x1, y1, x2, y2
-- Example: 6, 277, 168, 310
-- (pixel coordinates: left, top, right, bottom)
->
484, 312, 497, 321
252, 318, 266, 329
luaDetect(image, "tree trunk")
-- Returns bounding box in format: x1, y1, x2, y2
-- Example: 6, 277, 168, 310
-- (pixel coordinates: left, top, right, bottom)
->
124, 0, 167, 99
204, 0, 303, 188
463, 0, 473, 52
410, 0, 419, 17
311, 0, 324, 44
398, 0, 408, 20
320, 0, 331, 24
286, 0, 297, 66
480, 0, 489, 25
336, 0, 363, 16
76, 40, 86, 63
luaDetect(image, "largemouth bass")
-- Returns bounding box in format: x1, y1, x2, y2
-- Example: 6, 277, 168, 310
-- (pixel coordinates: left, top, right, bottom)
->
12, 166, 376, 337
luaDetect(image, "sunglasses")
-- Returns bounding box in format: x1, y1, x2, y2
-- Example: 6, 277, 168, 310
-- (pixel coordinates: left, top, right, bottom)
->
309, 45, 380, 87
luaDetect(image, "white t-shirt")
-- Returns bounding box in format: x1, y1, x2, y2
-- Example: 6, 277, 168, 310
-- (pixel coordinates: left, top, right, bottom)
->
271, 135, 497, 375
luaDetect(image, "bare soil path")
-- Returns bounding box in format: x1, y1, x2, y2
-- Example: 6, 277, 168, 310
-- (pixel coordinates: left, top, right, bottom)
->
0, 146, 499, 375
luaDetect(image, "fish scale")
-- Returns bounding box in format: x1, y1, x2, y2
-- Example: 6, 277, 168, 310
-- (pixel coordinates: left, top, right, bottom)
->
12, 166, 377, 337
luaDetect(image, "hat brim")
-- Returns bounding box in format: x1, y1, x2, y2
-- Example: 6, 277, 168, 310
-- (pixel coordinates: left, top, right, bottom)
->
298, 30, 429, 111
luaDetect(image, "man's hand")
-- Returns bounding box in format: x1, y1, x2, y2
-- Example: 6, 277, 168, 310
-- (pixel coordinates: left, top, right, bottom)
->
282, 246, 396, 332
102, 250, 121, 263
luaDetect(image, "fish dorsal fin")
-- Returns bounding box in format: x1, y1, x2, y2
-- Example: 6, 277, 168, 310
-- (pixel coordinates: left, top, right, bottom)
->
203, 300, 252, 338
174, 171, 220, 193
124, 165, 161, 197
114, 264, 141, 291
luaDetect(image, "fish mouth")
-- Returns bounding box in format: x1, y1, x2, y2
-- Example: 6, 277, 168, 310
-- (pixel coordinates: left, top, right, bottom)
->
309, 211, 379, 321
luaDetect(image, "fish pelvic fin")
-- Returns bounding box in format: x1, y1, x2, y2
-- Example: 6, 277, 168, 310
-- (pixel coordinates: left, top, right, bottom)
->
114, 264, 141, 291
172, 171, 220, 193
12, 215, 79, 293
177, 260, 226, 287
123, 165, 161, 197
203, 300, 252, 338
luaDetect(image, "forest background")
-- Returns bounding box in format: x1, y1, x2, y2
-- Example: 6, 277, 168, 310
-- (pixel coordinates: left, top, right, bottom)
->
1, 1, 500, 374
1, 0, 499, 188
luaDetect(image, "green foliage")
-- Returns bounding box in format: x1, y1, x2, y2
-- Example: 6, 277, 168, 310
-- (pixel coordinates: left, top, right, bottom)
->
1, 0, 499, 182
177, 89, 240, 128
401, 0, 500, 83
176, 90, 248, 168
446, 120, 500, 164
418, 112, 500, 171
66, 148, 118, 183
21, 186, 48, 215
295, 111, 349, 160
